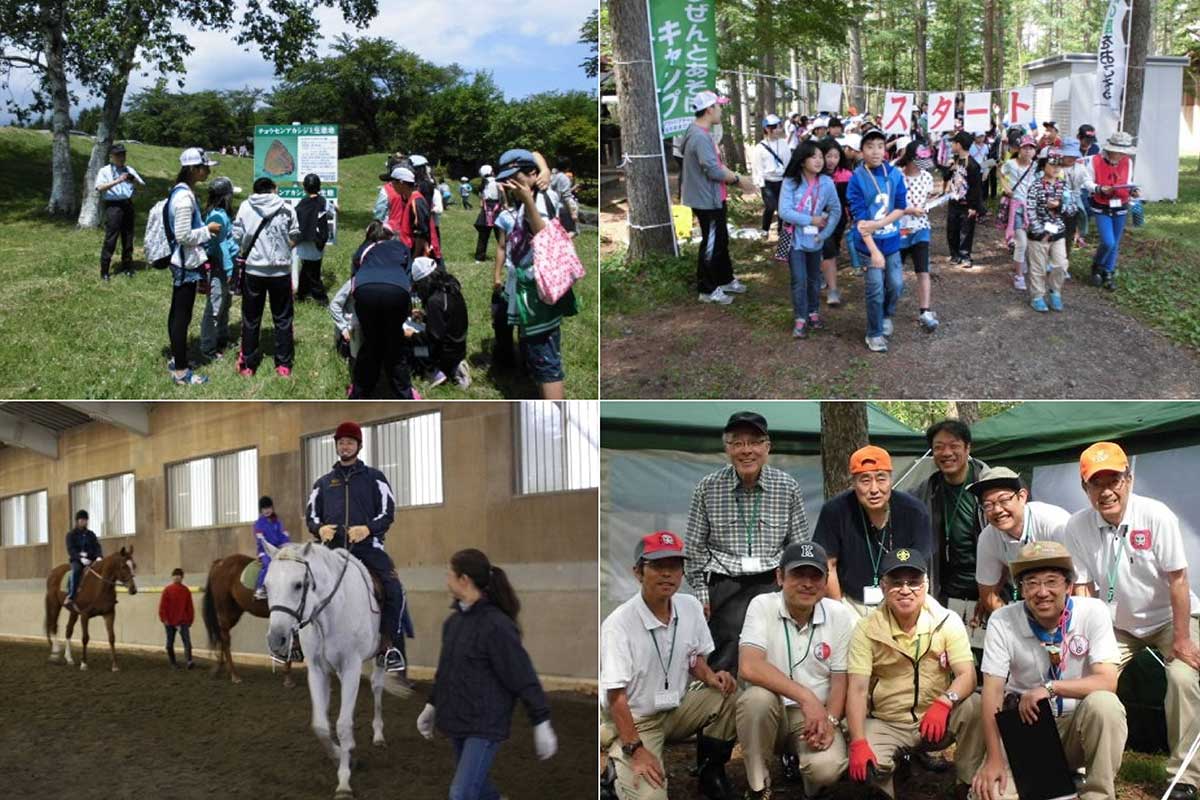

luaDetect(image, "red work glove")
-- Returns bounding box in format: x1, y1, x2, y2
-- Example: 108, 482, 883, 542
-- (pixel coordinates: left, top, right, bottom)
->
849, 738, 878, 782
919, 697, 952, 743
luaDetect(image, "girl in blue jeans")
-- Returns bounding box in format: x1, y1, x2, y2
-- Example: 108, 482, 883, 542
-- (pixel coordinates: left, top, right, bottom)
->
417, 548, 558, 799
778, 140, 841, 339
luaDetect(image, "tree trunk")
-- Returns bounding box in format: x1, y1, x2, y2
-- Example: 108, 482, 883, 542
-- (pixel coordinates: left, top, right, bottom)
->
41, 0, 76, 218
790, 48, 801, 115
763, 49, 776, 114
915, 0, 928, 95
1121, 0, 1153, 139
610, 0, 676, 260
78, 39, 141, 229
947, 401, 981, 426
820, 403, 869, 499
996, 0, 1006, 89
954, 13, 963, 90
848, 23, 865, 112
738, 70, 752, 143
982, 0, 995, 90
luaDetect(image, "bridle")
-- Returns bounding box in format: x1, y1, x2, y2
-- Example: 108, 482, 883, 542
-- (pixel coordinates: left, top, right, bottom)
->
86, 559, 135, 588
269, 546, 352, 632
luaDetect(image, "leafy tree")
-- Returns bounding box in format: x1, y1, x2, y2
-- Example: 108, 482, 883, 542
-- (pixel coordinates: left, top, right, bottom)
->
579, 9, 599, 78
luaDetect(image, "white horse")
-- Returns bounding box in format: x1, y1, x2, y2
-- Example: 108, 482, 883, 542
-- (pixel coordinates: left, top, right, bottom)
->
262, 540, 390, 800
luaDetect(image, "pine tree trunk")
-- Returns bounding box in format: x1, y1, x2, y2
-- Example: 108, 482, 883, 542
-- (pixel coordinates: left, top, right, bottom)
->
610, 0, 676, 260
983, 0, 995, 90
820, 403, 870, 499
915, 0, 928, 95
790, 48, 802, 115
848, 23, 865, 112
950, 401, 981, 426
1122, 0, 1153, 139
41, 0, 76, 218
996, 0, 1006, 89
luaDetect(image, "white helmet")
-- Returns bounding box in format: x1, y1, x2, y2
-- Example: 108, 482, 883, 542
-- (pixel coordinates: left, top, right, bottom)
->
479, 164, 493, 177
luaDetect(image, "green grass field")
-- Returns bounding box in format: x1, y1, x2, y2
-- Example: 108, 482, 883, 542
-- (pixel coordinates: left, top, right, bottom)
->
0, 127, 597, 398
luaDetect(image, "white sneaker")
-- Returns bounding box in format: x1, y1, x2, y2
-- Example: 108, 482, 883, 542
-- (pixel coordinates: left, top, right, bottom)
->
826, 288, 842, 306
699, 287, 734, 305
1013, 274, 1027, 291
719, 278, 748, 294
881, 318, 894, 337
865, 335, 889, 353
919, 310, 939, 331
454, 362, 472, 389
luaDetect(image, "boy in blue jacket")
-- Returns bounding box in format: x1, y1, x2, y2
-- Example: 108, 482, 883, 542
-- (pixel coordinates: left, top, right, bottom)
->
846, 129, 924, 353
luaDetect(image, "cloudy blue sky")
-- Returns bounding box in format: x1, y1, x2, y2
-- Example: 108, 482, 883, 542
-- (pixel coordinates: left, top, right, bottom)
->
1, 0, 596, 124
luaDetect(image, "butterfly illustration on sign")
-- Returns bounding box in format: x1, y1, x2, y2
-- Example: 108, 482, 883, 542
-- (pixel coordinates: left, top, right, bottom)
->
263, 140, 296, 177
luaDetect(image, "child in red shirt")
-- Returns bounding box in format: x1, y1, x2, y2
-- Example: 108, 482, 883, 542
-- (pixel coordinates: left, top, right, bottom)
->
159, 567, 195, 669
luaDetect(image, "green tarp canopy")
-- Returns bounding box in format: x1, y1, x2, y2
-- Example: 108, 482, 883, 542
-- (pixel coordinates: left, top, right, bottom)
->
600, 402, 927, 455
968, 401, 1200, 468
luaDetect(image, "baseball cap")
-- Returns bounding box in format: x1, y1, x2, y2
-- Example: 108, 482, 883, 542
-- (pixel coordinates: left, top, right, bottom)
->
967, 466, 1024, 499
479, 165, 493, 177
781, 541, 828, 575
849, 445, 892, 474
496, 148, 538, 181
1043, 120, 1058, 129
634, 531, 685, 564
1078, 124, 1096, 138
409, 154, 429, 168
723, 411, 768, 436
208, 177, 234, 197
880, 547, 928, 577
390, 166, 416, 183
1009, 540, 1074, 583
411, 256, 437, 283
812, 116, 831, 129
179, 147, 218, 167
837, 133, 862, 151
892, 136, 912, 153
1018, 135, 1037, 148
688, 91, 729, 113
110, 143, 127, 155
1079, 442, 1129, 481
861, 128, 887, 146
762, 113, 782, 128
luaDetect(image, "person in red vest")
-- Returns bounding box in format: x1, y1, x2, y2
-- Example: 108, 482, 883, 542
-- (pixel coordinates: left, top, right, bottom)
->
1084, 131, 1140, 291
159, 567, 195, 669
381, 166, 441, 266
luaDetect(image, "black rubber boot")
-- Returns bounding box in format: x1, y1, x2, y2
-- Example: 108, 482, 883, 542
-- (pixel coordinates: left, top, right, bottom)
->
696, 735, 737, 800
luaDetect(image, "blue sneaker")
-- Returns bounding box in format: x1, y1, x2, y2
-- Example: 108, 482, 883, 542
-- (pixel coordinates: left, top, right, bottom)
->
1048, 291, 1063, 311
1030, 297, 1049, 312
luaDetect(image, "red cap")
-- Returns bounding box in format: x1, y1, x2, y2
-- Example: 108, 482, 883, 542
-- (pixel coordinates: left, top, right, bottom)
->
334, 421, 363, 444
635, 531, 685, 564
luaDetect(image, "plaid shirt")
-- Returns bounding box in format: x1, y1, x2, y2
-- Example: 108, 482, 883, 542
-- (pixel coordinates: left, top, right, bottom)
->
685, 464, 809, 604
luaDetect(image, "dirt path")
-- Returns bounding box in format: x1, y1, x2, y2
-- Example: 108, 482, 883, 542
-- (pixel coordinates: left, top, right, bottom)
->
602, 201, 1200, 399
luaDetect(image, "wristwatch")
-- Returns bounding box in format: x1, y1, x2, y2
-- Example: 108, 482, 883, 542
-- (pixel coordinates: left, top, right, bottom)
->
942, 690, 960, 705
826, 713, 840, 727
1043, 680, 1056, 698
621, 739, 644, 757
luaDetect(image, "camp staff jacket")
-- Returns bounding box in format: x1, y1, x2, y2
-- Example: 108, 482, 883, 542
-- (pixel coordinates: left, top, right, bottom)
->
306, 460, 396, 543
430, 599, 550, 742
66, 528, 102, 563
847, 596, 973, 724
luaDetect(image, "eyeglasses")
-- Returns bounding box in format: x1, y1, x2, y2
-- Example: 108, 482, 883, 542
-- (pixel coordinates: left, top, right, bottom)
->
885, 578, 924, 592
725, 438, 769, 450
1019, 576, 1068, 591
981, 492, 1020, 513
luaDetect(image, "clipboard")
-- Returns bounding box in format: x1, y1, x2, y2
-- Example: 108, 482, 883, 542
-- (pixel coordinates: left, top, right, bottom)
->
995, 698, 1078, 800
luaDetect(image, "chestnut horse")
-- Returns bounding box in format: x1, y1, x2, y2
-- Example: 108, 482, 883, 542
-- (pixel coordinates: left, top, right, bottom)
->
45, 546, 138, 671
202, 552, 295, 687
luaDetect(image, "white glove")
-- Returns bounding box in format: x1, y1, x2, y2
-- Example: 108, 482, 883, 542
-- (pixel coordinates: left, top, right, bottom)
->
416, 703, 436, 740
533, 720, 557, 760
80, 557, 90, 566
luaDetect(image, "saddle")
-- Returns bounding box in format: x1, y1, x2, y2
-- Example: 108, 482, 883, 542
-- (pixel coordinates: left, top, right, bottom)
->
239, 560, 262, 591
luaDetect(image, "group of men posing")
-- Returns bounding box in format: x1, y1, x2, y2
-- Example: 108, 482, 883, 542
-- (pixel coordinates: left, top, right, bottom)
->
600, 412, 1200, 800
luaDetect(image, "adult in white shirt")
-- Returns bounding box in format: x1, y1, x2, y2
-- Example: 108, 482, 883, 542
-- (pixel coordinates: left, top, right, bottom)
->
752, 114, 793, 237
968, 466, 1070, 622
737, 541, 854, 799
1063, 440, 1200, 800
94, 142, 145, 281
600, 531, 738, 800
963, 540, 1126, 800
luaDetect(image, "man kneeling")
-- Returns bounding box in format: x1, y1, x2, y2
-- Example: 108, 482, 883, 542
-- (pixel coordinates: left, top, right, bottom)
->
966, 541, 1126, 800
737, 541, 855, 799
845, 547, 979, 797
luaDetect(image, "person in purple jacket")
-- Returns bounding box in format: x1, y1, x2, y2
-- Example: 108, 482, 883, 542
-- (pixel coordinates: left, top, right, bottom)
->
253, 495, 290, 600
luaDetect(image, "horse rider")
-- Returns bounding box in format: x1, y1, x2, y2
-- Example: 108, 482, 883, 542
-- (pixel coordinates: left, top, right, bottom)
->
253, 495, 291, 601
65, 510, 102, 611
306, 420, 414, 687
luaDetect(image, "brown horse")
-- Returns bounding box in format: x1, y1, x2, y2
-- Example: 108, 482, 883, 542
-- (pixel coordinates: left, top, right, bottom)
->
202, 552, 295, 687
45, 546, 138, 671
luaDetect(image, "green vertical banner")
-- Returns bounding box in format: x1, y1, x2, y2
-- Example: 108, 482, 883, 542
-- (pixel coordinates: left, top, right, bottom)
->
647, 0, 718, 138
253, 124, 340, 184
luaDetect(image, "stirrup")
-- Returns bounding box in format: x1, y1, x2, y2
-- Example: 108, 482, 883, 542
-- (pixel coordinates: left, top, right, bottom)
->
380, 647, 406, 672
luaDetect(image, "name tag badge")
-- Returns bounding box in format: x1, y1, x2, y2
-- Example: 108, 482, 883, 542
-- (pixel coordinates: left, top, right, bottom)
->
654, 688, 681, 711
1044, 222, 1061, 234
863, 585, 884, 606
1109, 198, 1123, 209
741, 556, 763, 574
803, 225, 819, 236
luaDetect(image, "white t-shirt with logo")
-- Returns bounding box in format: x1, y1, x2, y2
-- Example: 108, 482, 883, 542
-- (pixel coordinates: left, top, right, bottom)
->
1063, 493, 1200, 638
600, 592, 713, 718
975, 501, 1071, 587
739, 593, 856, 706
981, 595, 1119, 716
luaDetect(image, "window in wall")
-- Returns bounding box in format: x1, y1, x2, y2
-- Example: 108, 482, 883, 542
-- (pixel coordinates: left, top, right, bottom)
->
1, 489, 49, 547
303, 412, 444, 509
515, 401, 600, 495
167, 448, 258, 528
69, 473, 136, 537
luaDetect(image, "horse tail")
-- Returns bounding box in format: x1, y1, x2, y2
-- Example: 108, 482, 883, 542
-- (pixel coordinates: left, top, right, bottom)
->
44, 586, 56, 639
202, 564, 221, 648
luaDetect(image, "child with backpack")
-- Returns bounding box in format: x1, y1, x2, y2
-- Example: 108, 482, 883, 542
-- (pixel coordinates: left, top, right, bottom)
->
408, 257, 470, 389
294, 173, 336, 305
201, 177, 238, 363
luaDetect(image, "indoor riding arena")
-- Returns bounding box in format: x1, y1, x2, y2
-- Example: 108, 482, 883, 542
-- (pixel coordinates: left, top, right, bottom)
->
0, 401, 599, 799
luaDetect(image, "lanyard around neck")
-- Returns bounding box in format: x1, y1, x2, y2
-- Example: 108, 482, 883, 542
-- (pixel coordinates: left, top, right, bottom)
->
1024, 597, 1072, 714
1104, 525, 1129, 604
942, 466, 977, 541
737, 491, 762, 557
783, 611, 816, 676
648, 609, 679, 690
858, 503, 891, 586
863, 165, 890, 205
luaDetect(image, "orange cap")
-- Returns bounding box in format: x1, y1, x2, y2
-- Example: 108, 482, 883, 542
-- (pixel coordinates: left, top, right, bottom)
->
1079, 442, 1129, 481
849, 445, 893, 474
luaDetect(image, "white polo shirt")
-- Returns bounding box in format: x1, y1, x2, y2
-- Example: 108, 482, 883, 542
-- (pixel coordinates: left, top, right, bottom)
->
739, 593, 856, 706
981, 596, 1119, 716
600, 591, 713, 718
1063, 493, 1200, 638
975, 501, 1071, 588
